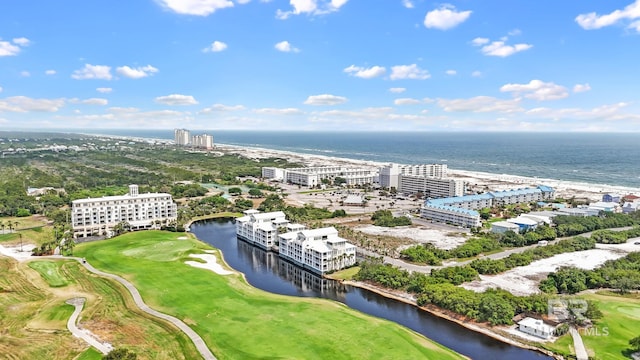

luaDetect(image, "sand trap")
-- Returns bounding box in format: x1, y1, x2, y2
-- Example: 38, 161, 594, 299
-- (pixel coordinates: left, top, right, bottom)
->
177, 236, 188, 240
0, 244, 37, 262
357, 225, 467, 250
185, 253, 233, 275
462, 248, 632, 296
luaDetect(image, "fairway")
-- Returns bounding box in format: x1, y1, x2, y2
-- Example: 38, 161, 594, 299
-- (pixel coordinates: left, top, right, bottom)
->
542, 293, 640, 359
29, 260, 70, 287
75, 231, 465, 360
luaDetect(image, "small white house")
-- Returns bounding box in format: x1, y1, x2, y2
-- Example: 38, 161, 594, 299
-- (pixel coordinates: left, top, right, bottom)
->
518, 317, 555, 339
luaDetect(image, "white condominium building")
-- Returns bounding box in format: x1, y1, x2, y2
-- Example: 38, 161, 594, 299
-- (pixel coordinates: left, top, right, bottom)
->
174, 128, 191, 146
191, 134, 214, 150
398, 175, 465, 198
261, 166, 377, 188
278, 227, 356, 274
235, 210, 305, 249
379, 164, 448, 189
72, 185, 177, 238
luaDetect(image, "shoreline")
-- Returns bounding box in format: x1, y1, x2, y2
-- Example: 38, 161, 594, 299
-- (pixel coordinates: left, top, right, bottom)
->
340, 279, 560, 360
213, 142, 640, 200
77, 132, 640, 197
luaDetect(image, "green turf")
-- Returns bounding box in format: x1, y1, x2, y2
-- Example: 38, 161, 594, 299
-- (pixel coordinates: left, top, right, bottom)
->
579, 293, 640, 359
75, 347, 103, 360
327, 266, 360, 280
28, 260, 71, 287
75, 231, 464, 360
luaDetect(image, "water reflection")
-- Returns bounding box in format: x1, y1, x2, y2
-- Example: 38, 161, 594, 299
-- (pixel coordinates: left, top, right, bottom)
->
191, 218, 551, 360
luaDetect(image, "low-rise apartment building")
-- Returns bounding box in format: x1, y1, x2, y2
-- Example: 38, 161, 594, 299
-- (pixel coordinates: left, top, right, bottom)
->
71, 184, 177, 238
278, 227, 356, 274
235, 209, 305, 249
421, 186, 555, 228
262, 166, 377, 188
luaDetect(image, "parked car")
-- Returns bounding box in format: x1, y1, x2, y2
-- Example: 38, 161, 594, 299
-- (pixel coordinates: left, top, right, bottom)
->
634, 242, 640, 245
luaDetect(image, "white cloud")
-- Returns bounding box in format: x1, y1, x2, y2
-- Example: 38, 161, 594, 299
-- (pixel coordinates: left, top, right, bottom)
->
576, 1, 640, 31
276, 0, 348, 19
155, 94, 199, 106
424, 4, 471, 30
45, 70, 56, 75
116, 65, 159, 79
96, 87, 113, 93
471, 37, 489, 46
253, 107, 303, 115
237, 0, 251, 3
500, 80, 569, 101
472, 36, 532, 57
437, 96, 523, 113
20, 71, 30, 77
0, 86, 3, 93
394, 98, 421, 105
471, 70, 482, 77
72, 64, 113, 80
344, 65, 386, 79
445, 69, 457, 76
200, 104, 245, 113
0, 96, 65, 112
508, 29, 522, 36
402, 0, 414, 9
12, 37, 30, 46
390, 64, 430, 80
389, 87, 406, 93
0, 40, 21, 57
274, 41, 300, 53
304, 94, 348, 105
156, 0, 234, 16
82, 98, 109, 106
203, 41, 228, 52
573, 83, 592, 93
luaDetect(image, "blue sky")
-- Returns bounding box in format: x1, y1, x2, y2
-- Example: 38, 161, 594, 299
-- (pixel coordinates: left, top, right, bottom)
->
1, 0, 640, 132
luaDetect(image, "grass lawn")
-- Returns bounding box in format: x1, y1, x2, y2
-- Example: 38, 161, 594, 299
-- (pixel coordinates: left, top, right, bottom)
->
327, 266, 361, 280
75, 231, 465, 360
75, 347, 103, 360
580, 292, 640, 359
542, 292, 640, 359
29, 260, 70, 287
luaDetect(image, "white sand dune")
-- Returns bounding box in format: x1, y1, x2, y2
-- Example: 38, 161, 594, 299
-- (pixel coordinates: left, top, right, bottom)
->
0, 244, 37, 262
184, 253, 233, 275
357, 225, 467, 250
462, 243, 639, 296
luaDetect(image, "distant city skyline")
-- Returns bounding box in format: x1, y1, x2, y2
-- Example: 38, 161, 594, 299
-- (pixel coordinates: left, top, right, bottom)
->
1, 1, 640, 132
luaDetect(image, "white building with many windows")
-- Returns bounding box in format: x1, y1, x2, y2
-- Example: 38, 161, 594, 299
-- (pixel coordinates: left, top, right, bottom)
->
191, 134, 214, 150
398, 175, 465, 197
235, 210, 305, 250
379, 164, 448, 189
71, 185, 177, 238
262, 166, 377, 188
174, 128, 190, 146
421, 186, 555, 228
278, 227, 356, 274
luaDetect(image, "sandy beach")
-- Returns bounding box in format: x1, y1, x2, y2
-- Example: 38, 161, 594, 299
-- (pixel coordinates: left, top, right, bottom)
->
214, 143, 640, 200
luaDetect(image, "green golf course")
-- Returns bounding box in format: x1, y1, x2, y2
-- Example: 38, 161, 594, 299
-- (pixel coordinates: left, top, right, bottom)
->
74, 231, 465, 360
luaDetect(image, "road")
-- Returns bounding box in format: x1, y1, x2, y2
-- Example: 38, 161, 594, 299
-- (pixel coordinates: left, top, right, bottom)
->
69, 257, 217, 360
569, 326, 589, 360
66, 297, 113, 354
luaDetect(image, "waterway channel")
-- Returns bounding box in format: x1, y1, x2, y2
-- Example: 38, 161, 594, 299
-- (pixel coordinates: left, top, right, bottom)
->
190, 218, 552, 360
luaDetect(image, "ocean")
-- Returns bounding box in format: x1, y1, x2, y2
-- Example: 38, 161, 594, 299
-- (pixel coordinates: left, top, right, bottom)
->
80, 130, 640, 189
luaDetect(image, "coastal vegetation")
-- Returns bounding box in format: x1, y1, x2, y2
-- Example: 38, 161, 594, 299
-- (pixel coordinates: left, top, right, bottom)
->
74, 231, 465, 360
539, 252, 640, 294
371, 210, 412, 227
354, 259, 554, 326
